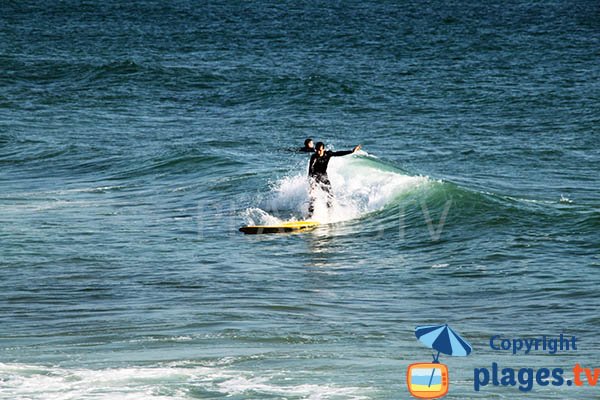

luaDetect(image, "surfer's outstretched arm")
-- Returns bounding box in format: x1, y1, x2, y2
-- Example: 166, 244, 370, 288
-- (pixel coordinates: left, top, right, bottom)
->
330, 144, 361, 157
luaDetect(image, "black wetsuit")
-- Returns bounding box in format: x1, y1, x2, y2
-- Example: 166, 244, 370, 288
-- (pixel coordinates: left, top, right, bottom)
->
307, 150, 352, 216
299, 146, 315, 153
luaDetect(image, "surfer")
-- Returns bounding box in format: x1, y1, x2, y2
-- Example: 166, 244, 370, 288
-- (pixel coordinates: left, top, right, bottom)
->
307, 142, 361, 217
299, 138, 315, 153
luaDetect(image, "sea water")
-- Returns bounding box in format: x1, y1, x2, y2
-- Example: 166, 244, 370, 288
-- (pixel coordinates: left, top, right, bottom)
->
1, 1, 599, 398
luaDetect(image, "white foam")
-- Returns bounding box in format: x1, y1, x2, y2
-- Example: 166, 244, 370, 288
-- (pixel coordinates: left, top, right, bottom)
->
242, 207, 285, 226
0, 362, 369, 400
245, 153, 428, 225
559, 194, 573, 204
217, 375, 369, 399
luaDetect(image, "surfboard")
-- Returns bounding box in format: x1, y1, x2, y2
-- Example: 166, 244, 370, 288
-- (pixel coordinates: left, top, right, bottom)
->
239, 221, 319, 234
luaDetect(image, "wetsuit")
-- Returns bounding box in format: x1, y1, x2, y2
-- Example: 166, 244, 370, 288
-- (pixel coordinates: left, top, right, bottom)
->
307, 150, 352, 216
299, 146, 315, 153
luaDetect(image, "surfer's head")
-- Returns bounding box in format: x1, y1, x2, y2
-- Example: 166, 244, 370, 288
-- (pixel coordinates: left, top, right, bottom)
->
304, 138, 314, 149
315, 142, 325, 156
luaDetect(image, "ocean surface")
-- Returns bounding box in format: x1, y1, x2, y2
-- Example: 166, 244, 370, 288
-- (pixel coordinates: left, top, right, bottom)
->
1, 1, 599, 398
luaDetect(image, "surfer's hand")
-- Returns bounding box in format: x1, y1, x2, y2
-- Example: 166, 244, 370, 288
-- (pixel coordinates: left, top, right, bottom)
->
352, 144, 362, 153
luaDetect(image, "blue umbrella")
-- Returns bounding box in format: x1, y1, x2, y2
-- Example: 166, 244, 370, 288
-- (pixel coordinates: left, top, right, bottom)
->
415, 324, 472, 387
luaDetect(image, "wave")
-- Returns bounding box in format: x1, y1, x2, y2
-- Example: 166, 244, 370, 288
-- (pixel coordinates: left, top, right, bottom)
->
0, 133, 239, 182
106, 153, 237, 181
242, 151, 431, 225
241, 151, 582, 234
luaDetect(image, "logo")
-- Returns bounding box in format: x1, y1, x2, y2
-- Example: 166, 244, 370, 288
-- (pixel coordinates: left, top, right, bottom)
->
473, 334, 599, 393
407, 324, 472, 399
407, 362, 449, 399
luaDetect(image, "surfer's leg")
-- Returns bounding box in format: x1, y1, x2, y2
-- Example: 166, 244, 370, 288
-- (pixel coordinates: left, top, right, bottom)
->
307, 178, 317, 218
321, 178, 333, 208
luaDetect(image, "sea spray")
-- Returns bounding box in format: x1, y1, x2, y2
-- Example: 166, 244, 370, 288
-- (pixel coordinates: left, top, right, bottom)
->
246, 153, 429, 225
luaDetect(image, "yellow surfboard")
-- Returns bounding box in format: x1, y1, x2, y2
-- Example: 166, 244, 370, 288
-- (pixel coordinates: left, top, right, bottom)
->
239, 221, 319, 234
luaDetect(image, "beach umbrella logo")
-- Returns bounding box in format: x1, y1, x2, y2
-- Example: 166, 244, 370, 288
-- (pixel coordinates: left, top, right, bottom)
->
406, 324, 472, 399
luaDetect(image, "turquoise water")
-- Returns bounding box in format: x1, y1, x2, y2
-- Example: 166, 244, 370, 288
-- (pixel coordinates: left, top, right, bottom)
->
1, 1, 599, 398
